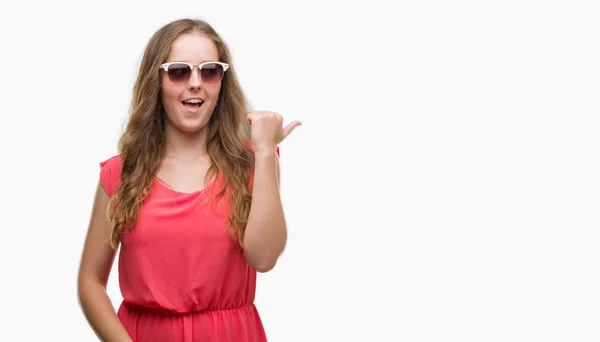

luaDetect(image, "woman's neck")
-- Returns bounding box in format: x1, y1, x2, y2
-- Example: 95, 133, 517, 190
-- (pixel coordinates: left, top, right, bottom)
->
163, 123, 210, 161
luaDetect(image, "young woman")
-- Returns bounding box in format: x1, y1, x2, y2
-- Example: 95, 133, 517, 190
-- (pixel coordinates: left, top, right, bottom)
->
77, 18, 300, 341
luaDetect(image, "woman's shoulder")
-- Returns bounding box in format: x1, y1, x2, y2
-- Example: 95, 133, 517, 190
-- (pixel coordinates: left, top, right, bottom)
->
99, 154, 122, 197
100, 154, 122, 169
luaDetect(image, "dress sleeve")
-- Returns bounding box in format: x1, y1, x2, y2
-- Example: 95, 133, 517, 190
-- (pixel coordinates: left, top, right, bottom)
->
99, 155, 121, 197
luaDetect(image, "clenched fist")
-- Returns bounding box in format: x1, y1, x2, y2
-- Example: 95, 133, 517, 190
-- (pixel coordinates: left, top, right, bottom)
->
247, 111, 301, 154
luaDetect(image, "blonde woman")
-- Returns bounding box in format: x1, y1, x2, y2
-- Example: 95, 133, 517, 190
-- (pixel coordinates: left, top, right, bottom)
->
77, 18, 300, 341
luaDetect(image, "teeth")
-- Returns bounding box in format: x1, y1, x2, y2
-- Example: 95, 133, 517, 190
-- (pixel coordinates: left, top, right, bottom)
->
183, 99, 203, 104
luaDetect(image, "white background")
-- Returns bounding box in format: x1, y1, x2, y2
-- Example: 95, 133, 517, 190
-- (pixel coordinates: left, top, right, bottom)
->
0, 0, 599, 341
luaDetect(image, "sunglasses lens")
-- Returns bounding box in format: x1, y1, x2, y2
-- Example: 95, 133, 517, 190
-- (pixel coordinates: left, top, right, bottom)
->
167, 64, 192, 83
200, 63, 224, 83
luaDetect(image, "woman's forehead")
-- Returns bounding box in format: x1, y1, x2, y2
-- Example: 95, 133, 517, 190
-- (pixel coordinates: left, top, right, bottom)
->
168, 34, 219, 62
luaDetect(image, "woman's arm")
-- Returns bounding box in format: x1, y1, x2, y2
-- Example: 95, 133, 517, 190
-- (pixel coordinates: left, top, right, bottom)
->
77, 182, 133, 342
243, 148, 287, 273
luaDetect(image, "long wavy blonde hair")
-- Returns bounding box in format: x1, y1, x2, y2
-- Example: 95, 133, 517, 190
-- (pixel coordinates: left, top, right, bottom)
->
107, 18, 254, 249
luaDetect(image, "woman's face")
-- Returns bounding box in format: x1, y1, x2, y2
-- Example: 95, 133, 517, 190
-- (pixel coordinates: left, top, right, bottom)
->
160, 33, 225, 134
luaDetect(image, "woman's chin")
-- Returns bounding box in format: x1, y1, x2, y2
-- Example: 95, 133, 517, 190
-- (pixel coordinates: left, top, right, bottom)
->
179, 122, 208, 134
165, 117, 209, 135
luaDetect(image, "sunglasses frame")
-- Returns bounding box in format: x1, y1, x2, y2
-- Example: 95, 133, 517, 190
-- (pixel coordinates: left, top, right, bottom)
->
159, 61, 230, 84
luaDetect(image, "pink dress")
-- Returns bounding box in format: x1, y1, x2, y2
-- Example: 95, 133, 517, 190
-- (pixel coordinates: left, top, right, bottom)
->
98, 148, 278, 342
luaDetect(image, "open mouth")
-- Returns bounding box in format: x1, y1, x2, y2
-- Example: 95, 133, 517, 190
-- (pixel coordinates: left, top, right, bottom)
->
182, 99, 204, 110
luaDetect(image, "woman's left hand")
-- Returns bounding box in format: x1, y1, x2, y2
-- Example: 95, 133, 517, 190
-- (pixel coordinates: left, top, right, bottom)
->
247, 111, 301, 154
